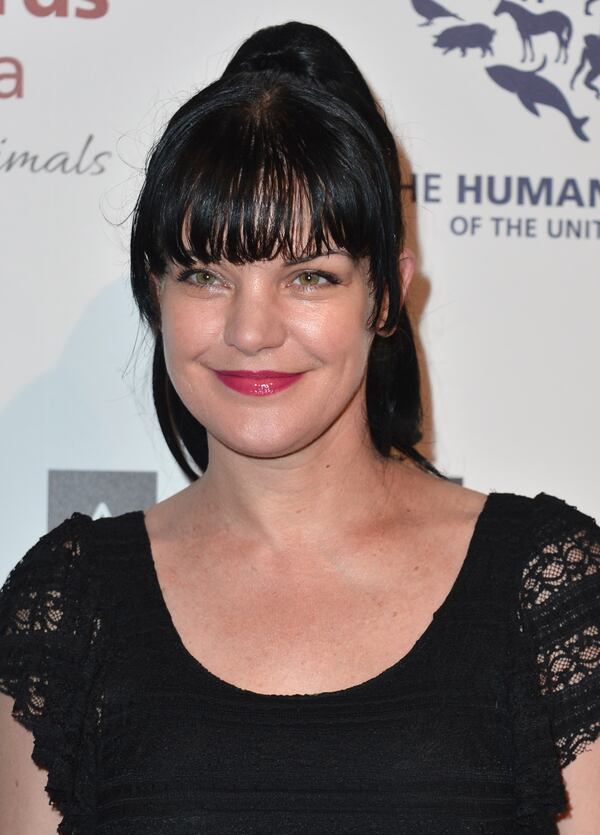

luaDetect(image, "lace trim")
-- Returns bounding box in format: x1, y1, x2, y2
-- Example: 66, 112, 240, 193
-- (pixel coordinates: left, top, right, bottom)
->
0, 513, 101, 834
519, 496, 600, 768
521, 526, 600, 611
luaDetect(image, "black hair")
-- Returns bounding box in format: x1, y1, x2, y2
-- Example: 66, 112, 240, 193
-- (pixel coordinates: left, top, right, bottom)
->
130, 21, 444, 480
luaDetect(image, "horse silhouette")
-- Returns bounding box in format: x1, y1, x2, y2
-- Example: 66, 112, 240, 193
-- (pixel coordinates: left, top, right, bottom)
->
434, 24, 496, 57
412, 0, 463, 26
571, 34, 600, 98
494, 1, 572, 63
487, 58, 589, 140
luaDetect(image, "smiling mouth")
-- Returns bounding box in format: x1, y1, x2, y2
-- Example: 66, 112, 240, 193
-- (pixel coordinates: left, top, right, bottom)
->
213, 370, 303, 378
213, 370, 304, 396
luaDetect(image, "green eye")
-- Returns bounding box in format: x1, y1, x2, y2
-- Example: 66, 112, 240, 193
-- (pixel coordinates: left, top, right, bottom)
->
175, 267, 218, 287
294, 271, 331, 290
190, 270, 216, 286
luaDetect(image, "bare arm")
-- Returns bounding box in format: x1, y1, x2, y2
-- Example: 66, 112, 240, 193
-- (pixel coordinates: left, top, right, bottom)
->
556, 737, 600, 834
0, 692, 62, 835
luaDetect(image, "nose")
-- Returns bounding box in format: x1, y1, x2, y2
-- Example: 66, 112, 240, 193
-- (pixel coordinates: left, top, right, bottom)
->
222, 283, 287, 355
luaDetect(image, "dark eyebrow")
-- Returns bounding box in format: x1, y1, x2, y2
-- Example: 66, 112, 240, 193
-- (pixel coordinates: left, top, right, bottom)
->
283, 250, 345, 266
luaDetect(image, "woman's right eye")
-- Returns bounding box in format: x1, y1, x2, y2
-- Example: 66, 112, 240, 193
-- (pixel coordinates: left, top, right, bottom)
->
176, 268, 218, 287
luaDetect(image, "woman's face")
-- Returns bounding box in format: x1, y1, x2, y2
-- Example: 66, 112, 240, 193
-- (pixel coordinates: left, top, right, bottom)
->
155, 250, 400, 461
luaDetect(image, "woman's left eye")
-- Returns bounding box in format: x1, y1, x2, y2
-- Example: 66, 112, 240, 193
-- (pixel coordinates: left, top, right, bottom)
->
292, 271, 339, 291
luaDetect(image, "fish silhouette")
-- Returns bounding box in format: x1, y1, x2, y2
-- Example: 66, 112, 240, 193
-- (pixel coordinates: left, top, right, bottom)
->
486, 58, 589, 140
412, 0, 463, 27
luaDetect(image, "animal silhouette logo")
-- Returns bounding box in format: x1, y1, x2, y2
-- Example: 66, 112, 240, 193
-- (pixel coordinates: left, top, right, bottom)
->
494, 1, 571, 62
434, 24, 496, 56
412, 0, 598, 141
486, 58, 589, 140
571, 33, 600, 97
412, 0, 463, 26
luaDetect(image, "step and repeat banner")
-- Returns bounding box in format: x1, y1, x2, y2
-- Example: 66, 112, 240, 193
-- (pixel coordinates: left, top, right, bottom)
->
1, 0, 598, 576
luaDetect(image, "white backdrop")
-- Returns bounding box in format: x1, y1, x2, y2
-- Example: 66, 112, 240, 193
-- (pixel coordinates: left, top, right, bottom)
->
1, 0, 599, 578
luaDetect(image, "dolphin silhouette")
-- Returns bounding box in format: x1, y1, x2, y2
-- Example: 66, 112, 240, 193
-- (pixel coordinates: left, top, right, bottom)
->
486, 58, 589, 141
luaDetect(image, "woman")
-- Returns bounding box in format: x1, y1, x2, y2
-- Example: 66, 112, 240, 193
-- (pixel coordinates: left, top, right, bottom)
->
1, 20, 599, 834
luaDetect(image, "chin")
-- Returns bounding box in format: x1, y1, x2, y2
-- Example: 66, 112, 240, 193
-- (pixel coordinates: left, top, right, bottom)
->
208, 420, 330, 460
216, 435, 314, 460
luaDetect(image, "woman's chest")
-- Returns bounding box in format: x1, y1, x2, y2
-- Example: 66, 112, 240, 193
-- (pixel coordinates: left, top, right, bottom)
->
96, 598, 517, 829
147, 513, 481, 697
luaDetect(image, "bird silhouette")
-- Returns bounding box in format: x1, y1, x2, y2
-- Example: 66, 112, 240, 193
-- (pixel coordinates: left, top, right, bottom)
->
412, 0, 463, 26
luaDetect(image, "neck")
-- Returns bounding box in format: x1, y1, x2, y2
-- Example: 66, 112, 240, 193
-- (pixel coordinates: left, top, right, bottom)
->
186, 408, 416, 556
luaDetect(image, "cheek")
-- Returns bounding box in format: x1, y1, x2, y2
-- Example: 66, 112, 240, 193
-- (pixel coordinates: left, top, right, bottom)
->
160, 297, 219, 361
297, 295, 373, 365
158, 298, 219, 406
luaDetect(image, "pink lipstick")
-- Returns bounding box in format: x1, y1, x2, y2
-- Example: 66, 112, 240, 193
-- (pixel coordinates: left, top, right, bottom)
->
213, 370, 304, 396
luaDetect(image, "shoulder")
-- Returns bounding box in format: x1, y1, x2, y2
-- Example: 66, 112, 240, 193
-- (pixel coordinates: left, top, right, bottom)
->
1, 510, 147, 631
517, 491, 599, 610
422, 485, 599, 616
526, 490, 598, 540
445, 487, 599, 571
388, 461, 490, 528
464, 488, 600, 607
6, 507, 144, 568
0, 514, 96, 626
509, 491, 600, 770
513, 489, 600, 640
0, 511, 145, 833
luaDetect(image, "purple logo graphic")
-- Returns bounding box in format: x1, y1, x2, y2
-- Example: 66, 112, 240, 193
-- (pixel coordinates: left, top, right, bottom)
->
487, 57, 589, 140
571, 34, 600, 98
494, 2, 571, 63
412, 0, 599, 141
412, 0, 463, 27
434, 24, 496, 56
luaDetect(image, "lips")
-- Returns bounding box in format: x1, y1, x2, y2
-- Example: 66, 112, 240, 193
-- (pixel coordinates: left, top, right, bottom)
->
214, 370, 300, 379
213, 370, 304, 396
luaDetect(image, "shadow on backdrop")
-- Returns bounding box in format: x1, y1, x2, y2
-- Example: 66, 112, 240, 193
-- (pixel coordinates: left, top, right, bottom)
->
0, 277, 172, 578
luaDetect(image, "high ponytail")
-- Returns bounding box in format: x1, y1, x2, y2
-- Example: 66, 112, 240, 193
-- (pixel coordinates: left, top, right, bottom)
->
222, 22, 377, 110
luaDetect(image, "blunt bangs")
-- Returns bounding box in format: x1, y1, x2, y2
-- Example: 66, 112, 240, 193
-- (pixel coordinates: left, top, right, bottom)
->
131, 75, 400, 329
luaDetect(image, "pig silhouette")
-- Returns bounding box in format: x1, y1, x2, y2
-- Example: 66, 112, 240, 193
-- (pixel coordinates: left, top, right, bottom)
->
434, 24, 496, 57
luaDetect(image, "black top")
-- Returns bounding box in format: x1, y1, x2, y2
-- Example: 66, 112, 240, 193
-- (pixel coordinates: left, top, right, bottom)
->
1, 490, 600, 834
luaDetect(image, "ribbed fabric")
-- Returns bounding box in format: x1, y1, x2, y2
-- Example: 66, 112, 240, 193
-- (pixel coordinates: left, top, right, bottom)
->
1, 491, 599, 833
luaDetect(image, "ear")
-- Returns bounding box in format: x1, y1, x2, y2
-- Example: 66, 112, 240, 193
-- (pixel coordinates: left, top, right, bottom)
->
375, 248, 416, 335
398, 248, 416, 301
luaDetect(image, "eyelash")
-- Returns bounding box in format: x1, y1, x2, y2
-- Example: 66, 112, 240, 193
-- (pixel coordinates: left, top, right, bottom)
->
175, 268, 341, 292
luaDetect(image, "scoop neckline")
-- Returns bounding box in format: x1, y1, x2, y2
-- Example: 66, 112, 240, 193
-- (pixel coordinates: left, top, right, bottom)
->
133, 490, 499, 703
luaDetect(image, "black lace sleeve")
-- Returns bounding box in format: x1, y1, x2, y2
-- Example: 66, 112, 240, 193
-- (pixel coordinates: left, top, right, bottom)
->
519, 492, 600, 769
0, 513, 103, 834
